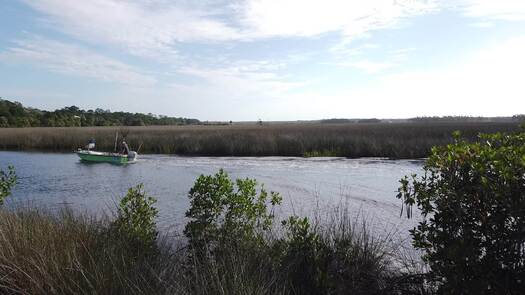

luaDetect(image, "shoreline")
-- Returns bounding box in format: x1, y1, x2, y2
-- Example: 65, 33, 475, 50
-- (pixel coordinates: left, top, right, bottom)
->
0, 149, 429, 161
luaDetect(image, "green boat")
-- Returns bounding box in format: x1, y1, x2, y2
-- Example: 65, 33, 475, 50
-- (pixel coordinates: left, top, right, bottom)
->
76, 150, 137, 164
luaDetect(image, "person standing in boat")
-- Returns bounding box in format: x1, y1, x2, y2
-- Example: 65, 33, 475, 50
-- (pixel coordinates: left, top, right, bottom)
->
86, 138, 96, 151
120, 139, 130, 155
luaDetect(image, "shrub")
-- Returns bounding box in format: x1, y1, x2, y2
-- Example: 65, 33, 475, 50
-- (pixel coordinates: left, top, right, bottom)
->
397, 131, 525, 293
277, 213, 394, 295
279, 216, 327, 293
114, 184, 159, 248
0, 165, 16, 205
184, 169, 282, 249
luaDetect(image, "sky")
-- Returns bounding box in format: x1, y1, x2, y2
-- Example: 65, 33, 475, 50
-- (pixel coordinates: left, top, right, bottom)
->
0, 0, 524, 121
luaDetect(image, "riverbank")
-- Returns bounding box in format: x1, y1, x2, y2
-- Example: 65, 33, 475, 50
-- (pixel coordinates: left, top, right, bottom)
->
0, 121, 520, 158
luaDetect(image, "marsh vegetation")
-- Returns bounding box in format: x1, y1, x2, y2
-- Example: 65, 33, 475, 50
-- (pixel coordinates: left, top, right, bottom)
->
0, 121, 520, 158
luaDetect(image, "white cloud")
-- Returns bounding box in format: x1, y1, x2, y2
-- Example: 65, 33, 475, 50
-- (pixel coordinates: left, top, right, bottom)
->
469, 21, 494, 28
330, 43, 381, 57
157, 63, 306, 120
19, 0, 525, 63
238, 0, 439, 39
461, 0, 525, 21
176, 61, 302, 98
22, 0, 242, 58
335, 60, 395, 74
22, 0, 441, 59
329, 46, 414, 74
0, 37, 156, 85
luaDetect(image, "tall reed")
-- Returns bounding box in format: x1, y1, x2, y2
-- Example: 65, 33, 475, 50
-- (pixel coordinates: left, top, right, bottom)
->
0, 122, 520, 158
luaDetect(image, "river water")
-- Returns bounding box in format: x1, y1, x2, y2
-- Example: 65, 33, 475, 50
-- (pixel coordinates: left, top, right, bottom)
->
0, 151, 423, 243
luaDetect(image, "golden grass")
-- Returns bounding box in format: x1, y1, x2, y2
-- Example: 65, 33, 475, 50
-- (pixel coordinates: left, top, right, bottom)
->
0, 209, 166, 294
0, 122, 520, 158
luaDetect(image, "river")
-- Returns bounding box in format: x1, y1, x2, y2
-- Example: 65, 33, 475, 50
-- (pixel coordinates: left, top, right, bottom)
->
0, 151, 423, 243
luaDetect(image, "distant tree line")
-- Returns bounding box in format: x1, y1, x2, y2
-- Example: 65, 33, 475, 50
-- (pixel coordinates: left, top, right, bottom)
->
320, 116, 524, 125
320, 118, 381, 124
0, 98, 200, 127
409, 115, 524, 123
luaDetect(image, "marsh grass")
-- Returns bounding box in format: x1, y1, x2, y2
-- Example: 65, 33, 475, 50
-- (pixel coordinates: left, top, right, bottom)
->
0, 208, 173, 294
0, 122, 520, 158
0, 205, 431, 295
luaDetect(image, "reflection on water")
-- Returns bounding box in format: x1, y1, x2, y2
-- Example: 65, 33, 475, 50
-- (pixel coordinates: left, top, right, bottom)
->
0, 151, 422, 241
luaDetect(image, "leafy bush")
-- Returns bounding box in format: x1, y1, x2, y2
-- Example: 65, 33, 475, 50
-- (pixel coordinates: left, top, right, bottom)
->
184, 169, 282, 249
114, 184, 158, 247
397, 131, 525, 293
0, 165, 16, 205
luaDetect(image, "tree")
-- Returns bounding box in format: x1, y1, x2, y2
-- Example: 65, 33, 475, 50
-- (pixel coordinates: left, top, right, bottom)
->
512, 114, 525, 122
0, 116, 8, 127
397, 131, 525, 293
0, 98, 200, 128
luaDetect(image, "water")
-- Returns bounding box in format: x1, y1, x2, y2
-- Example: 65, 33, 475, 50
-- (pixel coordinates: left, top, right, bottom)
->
0, 151, 423, 241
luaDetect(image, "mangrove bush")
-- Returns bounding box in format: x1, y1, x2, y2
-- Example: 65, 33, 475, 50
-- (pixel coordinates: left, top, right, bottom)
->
398, 131, 525, 293
0, 165, 16, 205
114, 184, 159, 249
184, 169, 282, 250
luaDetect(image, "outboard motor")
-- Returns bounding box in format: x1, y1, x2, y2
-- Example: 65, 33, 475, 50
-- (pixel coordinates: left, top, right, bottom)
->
127, 151, 137, 160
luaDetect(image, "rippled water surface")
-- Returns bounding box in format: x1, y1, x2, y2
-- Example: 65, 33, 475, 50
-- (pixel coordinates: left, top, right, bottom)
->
0, 151, 423, 239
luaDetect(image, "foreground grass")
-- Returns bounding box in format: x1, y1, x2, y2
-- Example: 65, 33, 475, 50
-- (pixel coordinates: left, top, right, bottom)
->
0, 122, 520, 158
0, 207, 428, 295
0, 209, 173, 294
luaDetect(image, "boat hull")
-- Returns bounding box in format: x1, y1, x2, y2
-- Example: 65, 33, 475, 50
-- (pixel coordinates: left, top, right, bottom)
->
76, 150, 133, 164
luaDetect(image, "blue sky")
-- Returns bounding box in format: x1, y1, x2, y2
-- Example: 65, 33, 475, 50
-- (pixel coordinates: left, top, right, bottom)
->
0, 0, 524, 120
